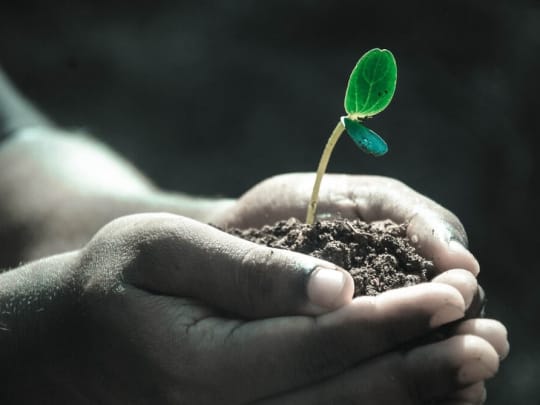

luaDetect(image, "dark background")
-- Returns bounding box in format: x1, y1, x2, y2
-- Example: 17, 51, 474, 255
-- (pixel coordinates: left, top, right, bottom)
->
1, 1, 538, 403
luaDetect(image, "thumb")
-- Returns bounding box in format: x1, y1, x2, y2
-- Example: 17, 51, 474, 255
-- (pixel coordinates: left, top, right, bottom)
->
110, 213, 354, 318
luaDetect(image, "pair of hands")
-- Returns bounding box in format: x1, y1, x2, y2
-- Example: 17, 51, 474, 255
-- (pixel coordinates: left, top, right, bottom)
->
3, 171, 507, 404
0, 67, 506, 403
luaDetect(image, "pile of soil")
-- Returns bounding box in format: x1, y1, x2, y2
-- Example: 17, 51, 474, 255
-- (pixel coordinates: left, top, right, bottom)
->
226, 217, 436, 297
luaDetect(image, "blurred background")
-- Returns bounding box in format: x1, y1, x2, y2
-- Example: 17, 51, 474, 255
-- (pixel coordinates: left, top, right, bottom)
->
0, 0, 537, 402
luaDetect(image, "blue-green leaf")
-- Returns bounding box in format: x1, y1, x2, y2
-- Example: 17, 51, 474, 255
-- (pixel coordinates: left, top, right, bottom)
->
342, 117, 388, 156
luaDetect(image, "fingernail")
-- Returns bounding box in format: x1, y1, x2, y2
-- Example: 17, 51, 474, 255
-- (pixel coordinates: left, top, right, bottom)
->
449, 240, 480, 276
457, 361, 497, 385
430, 305, 465, 328
307, 267, 347, 309
498, 326, 510, 360
500, 339, 510, 360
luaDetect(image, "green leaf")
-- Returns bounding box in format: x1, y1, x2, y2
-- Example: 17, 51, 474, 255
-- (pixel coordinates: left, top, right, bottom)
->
344, 48, 397, 119
342, 116, 388, 156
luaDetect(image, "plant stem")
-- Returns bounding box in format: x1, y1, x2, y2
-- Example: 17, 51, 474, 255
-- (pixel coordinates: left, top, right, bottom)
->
305, 119, 345, 224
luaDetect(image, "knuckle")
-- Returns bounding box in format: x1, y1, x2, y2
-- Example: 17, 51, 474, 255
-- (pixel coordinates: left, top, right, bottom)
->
79, 214, 175, 295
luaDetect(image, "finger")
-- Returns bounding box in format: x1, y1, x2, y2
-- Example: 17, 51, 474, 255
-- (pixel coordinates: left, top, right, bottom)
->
453, 319, 510, 360
195, 282, 467, 401
92, 213, 354, 318
427, 277, 485, 330
465, 284, 486, 319
397, 272, 491, 353
252, 334, 498, 405
444, 381, 486, 404
408, 213, 480, 276
334, 175, 480, 275
432, 269, 478, 308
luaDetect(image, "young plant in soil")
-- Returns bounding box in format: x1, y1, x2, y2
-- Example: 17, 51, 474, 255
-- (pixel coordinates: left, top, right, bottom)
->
306, 48, 397, 224
227, 49, 438, 297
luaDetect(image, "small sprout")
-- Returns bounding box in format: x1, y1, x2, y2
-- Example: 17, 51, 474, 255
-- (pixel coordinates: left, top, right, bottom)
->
305, 48, 397, 224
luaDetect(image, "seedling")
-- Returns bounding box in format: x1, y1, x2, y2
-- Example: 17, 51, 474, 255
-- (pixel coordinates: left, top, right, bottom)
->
305, 48, 397, 224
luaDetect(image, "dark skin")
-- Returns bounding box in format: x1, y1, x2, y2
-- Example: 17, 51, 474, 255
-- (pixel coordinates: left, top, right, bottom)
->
0, 68, 507, 404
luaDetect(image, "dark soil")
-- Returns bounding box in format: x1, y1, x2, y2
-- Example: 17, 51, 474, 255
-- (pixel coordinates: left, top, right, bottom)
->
226, 217, 436, 297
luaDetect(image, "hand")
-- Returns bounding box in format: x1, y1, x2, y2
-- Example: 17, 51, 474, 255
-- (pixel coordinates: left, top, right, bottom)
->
214, 173, 480, 275
2, 213, 507, 404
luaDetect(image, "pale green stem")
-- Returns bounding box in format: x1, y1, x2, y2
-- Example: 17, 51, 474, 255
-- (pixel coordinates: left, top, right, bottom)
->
305, 119, 345, 224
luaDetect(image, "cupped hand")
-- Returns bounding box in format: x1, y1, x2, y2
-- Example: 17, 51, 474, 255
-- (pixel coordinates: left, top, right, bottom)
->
213, 173, 480, 275
23, 213, 505, 404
